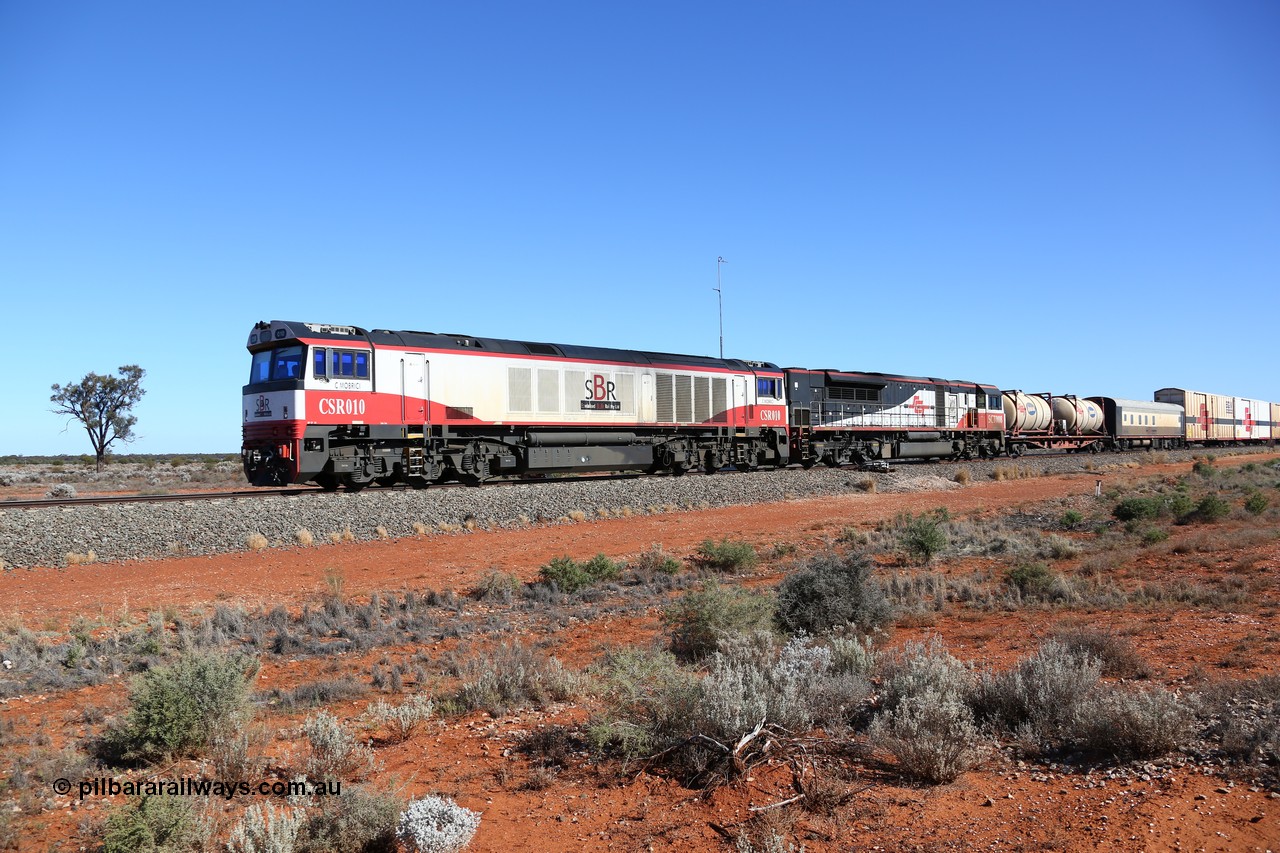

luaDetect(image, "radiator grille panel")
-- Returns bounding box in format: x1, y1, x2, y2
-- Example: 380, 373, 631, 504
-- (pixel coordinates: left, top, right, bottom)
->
617, 373, 635, 415
694, 376, 711, 423
508, 367, 532, 412
565, 371, 585, 412
675, 375, 693, 423
537, 369, 559, 413
712, 377, 728, 423
656, 373, 674, 422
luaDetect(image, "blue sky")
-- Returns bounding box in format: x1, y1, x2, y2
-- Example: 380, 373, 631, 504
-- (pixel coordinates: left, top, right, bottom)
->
2, 1, 1277, 455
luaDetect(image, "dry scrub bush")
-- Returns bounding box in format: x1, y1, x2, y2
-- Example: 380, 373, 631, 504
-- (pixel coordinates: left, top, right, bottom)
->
396, 795, 480, 853
365, 694, 435, 744
375, 525, 390, 539
302, 710, 376, 781
870, 688, 981, 783
664, 581, 774, 661
775, 550, 891, 636
295, 528, 315, 547
65, 550, 97, 566
227, 803, 306, 853
294, 786, 402, 852
412, 521, 429, 535
246, 532, 269, 551
954, 468, 972, 485
448, 642, 578, 715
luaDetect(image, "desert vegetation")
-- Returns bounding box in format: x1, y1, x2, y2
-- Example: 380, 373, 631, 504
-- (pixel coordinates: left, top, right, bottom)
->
0, 453, 1277, 849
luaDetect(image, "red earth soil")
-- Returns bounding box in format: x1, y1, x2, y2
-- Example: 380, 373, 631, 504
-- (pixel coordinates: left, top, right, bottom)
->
3, 455, 1278, 852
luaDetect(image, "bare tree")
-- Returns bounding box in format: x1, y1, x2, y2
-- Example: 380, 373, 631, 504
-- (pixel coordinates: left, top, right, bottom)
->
50, 365, 146, 472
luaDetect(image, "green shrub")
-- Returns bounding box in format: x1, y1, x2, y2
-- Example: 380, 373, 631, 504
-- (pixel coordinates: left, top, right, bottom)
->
774, 551, 891, 635
692, 538, 759, 573
895, 513, 948, 565
1141, 527, 1169, 545
1112, 496, 1162, 522
1192, 458, 1215, 477
1191, 494, 1231, 523
587, 647, 700, 760
105, 652, 258, 763
1244, 492, 1270, 515
102, 795, 202, 853
630, 544, 683, 575
663, 581, 774, 661
1168, 491, 1195, 519
538, 553, 621, 593
295, 786, 402, 853
1004, 562, 1055, 597
1060, 510, 1084, 529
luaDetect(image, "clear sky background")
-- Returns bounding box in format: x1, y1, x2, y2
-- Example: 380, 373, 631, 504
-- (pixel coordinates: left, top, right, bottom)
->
2, 1, 1277, 455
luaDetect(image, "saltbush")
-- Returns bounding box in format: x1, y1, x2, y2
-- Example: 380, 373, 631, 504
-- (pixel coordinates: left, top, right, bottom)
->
102, 795, 202, 853
663, 581, 774, 661
105, 651, 258, 763
449, 642, 578, 715
227, 803, 306, 853
295, 786, 402, 853
895, 512, 948, 565
303, 711, 375, 781
692, 538, 759, 573
1112, 496, 1163, 522
774, 551, 891, 636
1075, 685, 1192, 759
870, 689, 981, 784
395, 795, 481, 853
538, 554, 621, 593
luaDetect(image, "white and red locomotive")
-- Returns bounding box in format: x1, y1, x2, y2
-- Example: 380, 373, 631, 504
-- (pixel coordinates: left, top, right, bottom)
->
242, 320, 790, 488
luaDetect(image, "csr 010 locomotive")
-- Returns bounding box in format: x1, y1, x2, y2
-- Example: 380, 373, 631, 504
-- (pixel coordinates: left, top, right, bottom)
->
241, 320, 1007, 488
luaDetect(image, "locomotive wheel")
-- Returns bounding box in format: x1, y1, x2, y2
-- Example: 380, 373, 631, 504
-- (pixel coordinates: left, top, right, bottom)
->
670, 462, 688, 476
315, 472, 339, 492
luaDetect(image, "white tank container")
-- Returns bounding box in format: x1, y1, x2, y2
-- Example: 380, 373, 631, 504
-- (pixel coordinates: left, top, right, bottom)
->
1052, 396, 1104, 435
1002, 391, 1051, 432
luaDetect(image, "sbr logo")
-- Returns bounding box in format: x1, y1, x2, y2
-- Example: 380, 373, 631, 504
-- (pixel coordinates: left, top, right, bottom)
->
585, 374, 616, 401
580, 374, 621, 411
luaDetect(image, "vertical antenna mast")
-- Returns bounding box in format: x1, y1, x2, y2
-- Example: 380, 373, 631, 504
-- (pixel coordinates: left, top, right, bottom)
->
715, 256, 727, 358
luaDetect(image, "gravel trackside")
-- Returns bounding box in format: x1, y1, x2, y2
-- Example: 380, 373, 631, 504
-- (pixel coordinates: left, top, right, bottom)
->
0, 448, 1263, 569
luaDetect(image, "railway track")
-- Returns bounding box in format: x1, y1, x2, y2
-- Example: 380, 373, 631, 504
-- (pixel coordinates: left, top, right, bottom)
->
0, 445, 1228, 512
0, 487, 323, 511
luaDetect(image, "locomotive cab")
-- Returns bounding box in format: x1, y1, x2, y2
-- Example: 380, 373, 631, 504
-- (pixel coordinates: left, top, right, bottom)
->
242, 326, 311, 486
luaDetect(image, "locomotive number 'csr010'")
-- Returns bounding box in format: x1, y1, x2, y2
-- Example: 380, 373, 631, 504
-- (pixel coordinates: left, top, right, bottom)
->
241, 320, 1006, 489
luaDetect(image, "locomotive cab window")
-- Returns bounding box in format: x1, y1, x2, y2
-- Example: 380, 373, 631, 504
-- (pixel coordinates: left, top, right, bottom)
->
329, 349, 372, 380
251, 346, 304, 381
757, 378, 781, 398
313, 348, 327, 378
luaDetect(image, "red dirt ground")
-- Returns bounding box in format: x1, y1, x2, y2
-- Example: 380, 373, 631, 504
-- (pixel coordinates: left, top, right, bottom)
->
3, 455, 1278, 852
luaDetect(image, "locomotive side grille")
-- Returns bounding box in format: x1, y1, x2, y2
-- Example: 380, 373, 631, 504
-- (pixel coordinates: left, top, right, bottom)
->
509, 367, 532, 412
712, 377, 728, 422
617, 373, 635, 415
566, 370, 585, 411
694, 376, 711, 423
675, 375, 693, 422
538, 369, 560, 413
657, 373, 674, 422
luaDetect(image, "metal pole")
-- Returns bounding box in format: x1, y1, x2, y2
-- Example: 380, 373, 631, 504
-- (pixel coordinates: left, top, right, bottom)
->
715, 256, 726, 358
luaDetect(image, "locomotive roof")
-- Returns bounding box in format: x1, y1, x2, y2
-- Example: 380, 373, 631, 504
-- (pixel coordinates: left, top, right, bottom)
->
782, 367, 998, 390
249, 320, 779, 371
